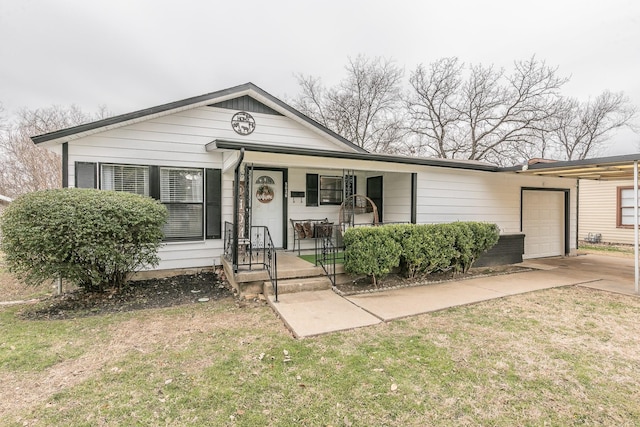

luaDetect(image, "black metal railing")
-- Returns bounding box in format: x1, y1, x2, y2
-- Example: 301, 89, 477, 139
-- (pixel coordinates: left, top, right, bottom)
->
314, 224, 345, 287
223, 223, 278, 302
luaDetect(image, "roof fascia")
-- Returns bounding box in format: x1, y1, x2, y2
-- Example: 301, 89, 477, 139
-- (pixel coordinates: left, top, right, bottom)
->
500, 153, 640, 173
210, 139, 499, 172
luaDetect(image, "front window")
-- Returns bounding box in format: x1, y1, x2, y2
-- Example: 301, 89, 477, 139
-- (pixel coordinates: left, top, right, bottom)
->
101, 164, 149, 196
320, 176, 343, 205
160, 167, 204, 239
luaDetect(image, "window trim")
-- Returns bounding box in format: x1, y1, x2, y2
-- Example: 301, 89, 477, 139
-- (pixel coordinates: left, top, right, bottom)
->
617, 186, 639, 229
159, 166, 205, 242
319, 175, 343, 205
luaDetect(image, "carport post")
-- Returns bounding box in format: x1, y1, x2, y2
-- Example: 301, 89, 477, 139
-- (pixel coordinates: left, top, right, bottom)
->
635, 160, 639, 293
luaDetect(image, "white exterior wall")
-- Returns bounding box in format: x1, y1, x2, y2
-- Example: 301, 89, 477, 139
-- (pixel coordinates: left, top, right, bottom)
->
416, 168, 578, 253
579, 179, 634, 245
64, 106, 355, 270
60, 100, 580, 270
381, 172, 412, 223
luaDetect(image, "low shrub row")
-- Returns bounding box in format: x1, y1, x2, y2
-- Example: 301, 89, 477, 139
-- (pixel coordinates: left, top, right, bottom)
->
343, 222, 500, 283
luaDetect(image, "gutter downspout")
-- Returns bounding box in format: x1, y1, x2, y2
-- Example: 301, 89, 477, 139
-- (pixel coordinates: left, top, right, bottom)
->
232, 148, 245, 273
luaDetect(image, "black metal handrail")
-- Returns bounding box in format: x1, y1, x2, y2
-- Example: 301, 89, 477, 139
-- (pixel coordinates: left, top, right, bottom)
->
223, 222, 278, 301
247, 226, 278, 301
315, 224, 344, 287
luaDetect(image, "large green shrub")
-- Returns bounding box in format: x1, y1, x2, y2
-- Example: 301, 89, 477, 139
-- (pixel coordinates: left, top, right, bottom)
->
389, 224, 457, 278
343, 226, 401, 285
342, 222, 500, 283
444, 222, 500, 273
0, 189, 168, 292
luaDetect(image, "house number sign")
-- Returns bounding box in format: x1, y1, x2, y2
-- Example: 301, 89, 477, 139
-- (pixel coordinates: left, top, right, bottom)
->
231, 111, 256, 135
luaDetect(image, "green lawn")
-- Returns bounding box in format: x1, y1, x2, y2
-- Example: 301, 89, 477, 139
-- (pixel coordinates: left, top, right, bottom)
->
2, 283, 640, 425
299, 251, 344, 265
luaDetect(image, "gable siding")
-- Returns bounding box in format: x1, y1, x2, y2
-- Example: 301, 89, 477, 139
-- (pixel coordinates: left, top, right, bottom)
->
579, 179, 634, 245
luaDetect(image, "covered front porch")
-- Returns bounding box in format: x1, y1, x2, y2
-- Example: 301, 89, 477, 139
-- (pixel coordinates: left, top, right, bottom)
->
213, 141, 418, 298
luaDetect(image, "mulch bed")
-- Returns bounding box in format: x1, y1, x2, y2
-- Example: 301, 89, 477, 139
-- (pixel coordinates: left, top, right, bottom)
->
16, 264, 532, 320
19, 272, 233, 320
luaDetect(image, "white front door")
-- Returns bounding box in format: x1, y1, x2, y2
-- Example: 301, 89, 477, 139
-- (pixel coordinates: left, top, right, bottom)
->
252, 170, 284, 247
522, 190, 565, 259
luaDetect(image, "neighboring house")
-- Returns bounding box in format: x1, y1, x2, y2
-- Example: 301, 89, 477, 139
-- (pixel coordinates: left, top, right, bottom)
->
31, 83, 579, 275
579, 179, 637, 245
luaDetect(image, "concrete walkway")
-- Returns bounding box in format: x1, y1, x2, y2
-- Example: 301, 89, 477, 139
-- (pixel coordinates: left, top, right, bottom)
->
268, 254, 639, 338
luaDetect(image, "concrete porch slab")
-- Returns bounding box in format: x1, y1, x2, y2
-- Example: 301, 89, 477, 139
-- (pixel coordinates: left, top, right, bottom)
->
268, 290, 381, 338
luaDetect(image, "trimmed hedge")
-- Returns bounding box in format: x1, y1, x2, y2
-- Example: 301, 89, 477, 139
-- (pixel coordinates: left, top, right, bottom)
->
343, 222, 500, 282
0, 189, 168, 292
343, 226, 401, 285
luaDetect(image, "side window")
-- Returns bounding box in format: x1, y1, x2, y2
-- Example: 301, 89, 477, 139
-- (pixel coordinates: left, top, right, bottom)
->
618, 186, 640, 227
75, 162, 97, 188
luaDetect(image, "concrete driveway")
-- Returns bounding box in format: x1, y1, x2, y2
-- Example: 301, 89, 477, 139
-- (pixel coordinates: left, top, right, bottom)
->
269, 253, 639, 338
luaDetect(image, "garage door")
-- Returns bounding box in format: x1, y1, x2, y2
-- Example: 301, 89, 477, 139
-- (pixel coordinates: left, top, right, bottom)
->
522, 190, 565, 259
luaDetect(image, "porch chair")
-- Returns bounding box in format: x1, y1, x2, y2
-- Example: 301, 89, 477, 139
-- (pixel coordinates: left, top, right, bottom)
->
339, 194, 379, 230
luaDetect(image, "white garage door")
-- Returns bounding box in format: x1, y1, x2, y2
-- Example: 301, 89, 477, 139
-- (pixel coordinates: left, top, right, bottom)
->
522, 190, 565, 259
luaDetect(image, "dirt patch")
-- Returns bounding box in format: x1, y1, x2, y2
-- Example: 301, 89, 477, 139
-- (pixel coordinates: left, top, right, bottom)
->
18, 272, 233, 320
334, 264, 532, 295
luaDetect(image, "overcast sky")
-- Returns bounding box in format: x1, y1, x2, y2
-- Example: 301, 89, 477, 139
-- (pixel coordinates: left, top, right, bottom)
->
1, 0, 639, 154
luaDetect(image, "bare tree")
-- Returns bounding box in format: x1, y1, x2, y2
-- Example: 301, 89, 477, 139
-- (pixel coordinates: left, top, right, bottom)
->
0, 104, 109, 197
547, 92, 637, 160
406, 57, 568, 165
293, 56, 405, 153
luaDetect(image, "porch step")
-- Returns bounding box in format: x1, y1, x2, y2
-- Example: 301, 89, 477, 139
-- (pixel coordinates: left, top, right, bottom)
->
264, 276, 332, 295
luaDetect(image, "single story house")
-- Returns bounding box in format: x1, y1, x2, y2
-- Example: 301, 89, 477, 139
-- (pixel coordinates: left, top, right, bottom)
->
31, 83, 580, 280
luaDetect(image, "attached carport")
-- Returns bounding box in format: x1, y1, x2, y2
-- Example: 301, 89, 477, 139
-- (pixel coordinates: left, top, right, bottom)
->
502, 153, 640, 293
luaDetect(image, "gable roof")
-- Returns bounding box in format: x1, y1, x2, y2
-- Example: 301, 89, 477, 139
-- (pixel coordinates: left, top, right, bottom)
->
30, 82, 367, 153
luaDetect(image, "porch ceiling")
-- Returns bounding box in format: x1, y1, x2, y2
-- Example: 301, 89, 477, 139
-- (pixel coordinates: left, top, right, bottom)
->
500, 154, 640, 181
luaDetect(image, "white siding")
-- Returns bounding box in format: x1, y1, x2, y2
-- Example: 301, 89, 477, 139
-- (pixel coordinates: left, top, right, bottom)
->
579, 179, 635, 245
64, 105, 363, 270
380, 172, 412, 223
416, 168, 577, 253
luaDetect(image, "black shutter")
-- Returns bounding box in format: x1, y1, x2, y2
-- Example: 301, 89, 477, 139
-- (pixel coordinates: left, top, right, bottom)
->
75, 162, 97, 188
306, 173, 318, 207
206, 168, 222, 239
149, 166, 160, 199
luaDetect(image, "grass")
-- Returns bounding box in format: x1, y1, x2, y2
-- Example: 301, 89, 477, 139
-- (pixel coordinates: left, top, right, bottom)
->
579, 243, 634, 255
299, 251, 344, 265
2, 276, 640, 425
